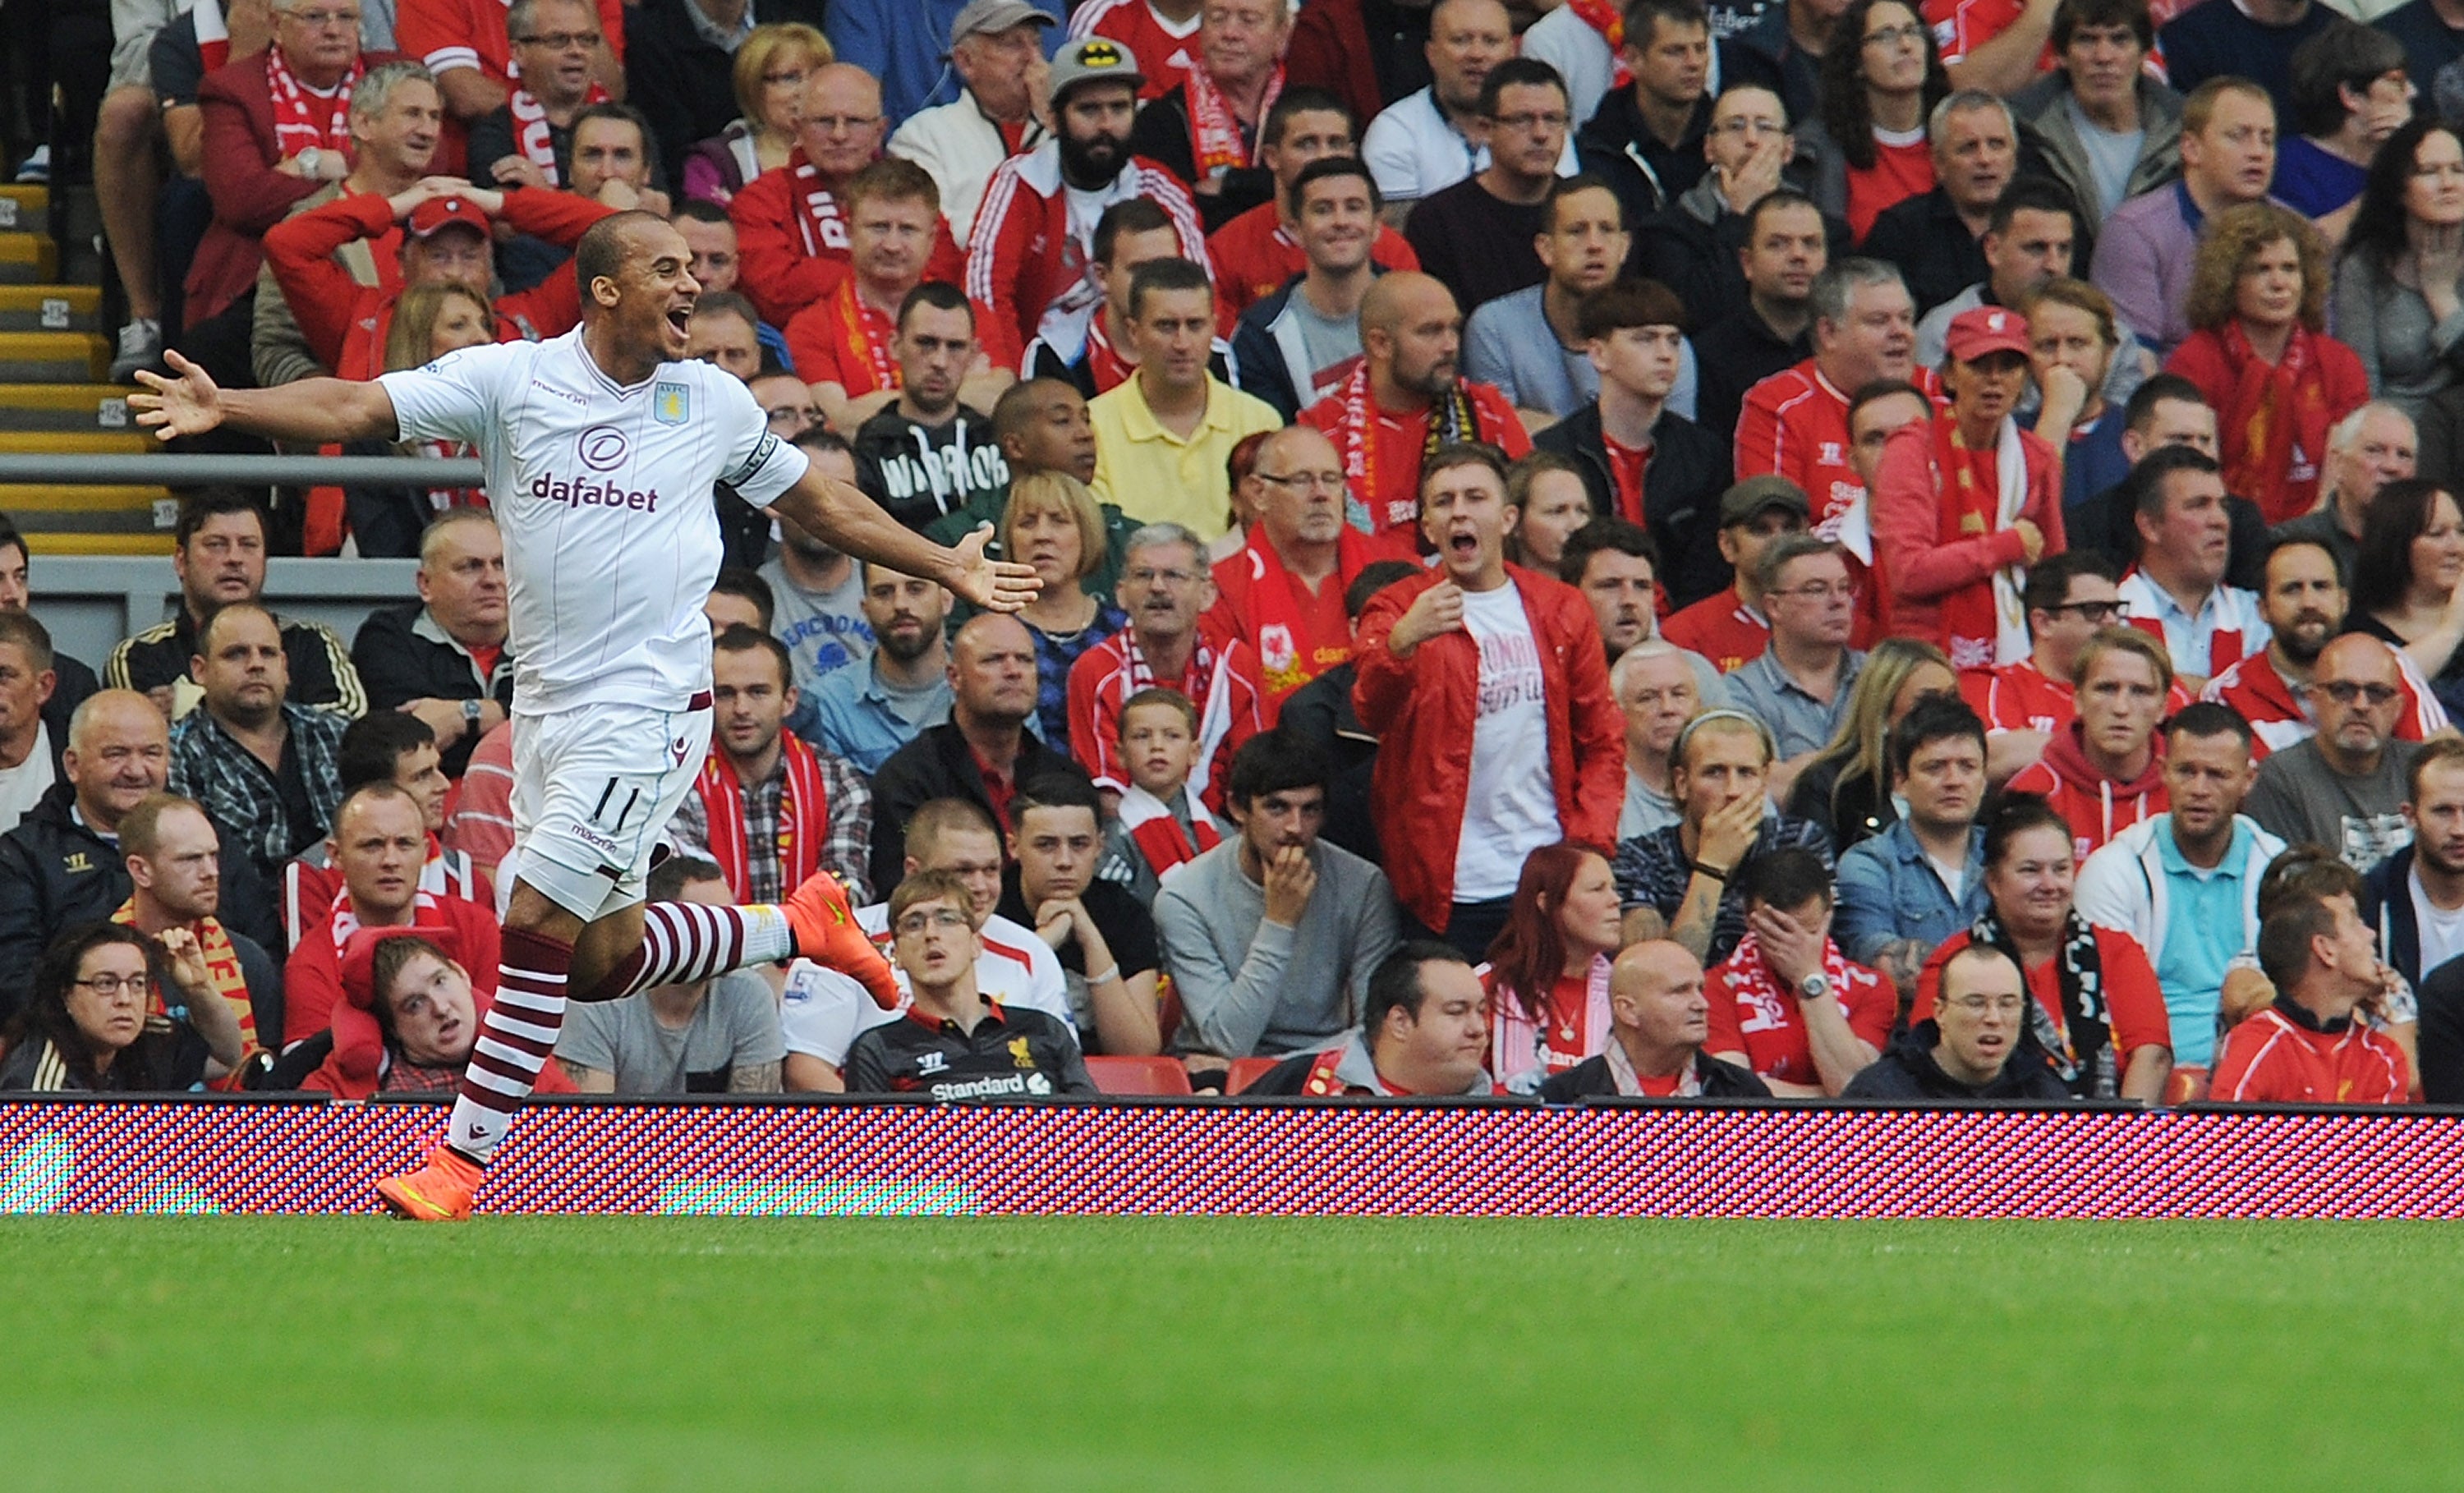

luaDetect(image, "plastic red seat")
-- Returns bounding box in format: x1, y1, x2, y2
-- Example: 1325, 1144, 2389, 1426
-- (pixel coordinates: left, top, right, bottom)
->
1084, 1055, 1195, 1096
1225, 1057, 1280, 1095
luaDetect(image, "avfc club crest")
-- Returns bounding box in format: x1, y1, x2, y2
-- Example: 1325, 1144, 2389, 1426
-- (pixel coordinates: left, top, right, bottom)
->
653, 381, 690, 425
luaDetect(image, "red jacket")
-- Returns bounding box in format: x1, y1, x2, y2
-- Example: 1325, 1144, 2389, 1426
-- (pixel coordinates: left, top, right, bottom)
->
728, 154, 968, 329
2164, 325, 2369, 526
2003, 719, 2166, 865
283, 889, 503, 1045
1352, 564, 1624, 931
299, 922, 575, 1099
189, 48, 408, 328
264, 188, 610, 376
966, 141, 1208, 372
2209, 997, 2409, 1105
1870, 415, 2065, 659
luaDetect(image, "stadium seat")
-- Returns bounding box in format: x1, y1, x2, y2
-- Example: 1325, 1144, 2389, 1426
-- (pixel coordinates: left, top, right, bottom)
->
1226, 1057, 1280, 1095
1084, 1055, 1195, 1096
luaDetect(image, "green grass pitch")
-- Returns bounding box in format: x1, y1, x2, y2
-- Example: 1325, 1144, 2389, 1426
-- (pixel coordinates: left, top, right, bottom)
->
0, 1215, 2451, 1490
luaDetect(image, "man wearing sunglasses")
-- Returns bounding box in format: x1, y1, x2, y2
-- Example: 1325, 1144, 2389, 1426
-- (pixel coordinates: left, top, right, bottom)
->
2242, 634, 2426, 873
2203, 535, 2448, 760
1961, 549, 2165, 785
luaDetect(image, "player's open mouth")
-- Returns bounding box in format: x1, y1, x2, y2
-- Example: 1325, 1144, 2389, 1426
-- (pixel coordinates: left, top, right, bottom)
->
665, 307, 692, 335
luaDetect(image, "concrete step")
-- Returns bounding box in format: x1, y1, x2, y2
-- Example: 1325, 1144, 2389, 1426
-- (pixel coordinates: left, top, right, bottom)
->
0, 286, 102, 334
0, 331, 108, 382
0, 186, 48, 237
0, 384, 139, 433
0, 483, 177, 540
0, 234, 57, 286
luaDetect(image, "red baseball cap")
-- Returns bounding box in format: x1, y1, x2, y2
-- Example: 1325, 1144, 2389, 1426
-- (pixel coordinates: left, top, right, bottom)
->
407, 195, 490, 240
1944, 305, 2032, 363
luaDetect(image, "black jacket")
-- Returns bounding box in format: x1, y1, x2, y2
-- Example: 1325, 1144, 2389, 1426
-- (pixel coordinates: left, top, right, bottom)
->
1857, 189, 1987, 318
1277, 661, 1381, 865
2416, 953, 2464, 1104
623, 0, 824, 196
105, 608, 366, 717
2360, 843, 2430, 990
867, 722, 1092, 897
1125, 82, 1273, 235
1689, 305, 1812, 456
852, 405, 1010, 532
1574, 84, 1715, 226
36, 649, 98, 787
1838, 1022, 2074, 1101
2070, 482, 2270, 593
0, 783, 279, 1022
348, 604, 516, 777
1539, 1050, 1771, 1100
1533, 402, 1733, 609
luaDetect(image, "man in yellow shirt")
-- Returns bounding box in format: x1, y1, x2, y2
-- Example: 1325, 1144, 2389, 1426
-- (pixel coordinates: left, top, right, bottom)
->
1088, 258, 1285, 540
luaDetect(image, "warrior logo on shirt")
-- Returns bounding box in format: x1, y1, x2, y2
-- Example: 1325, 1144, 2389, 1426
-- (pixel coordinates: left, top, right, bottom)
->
653, 382, 690, 425
578, 425, 628, 471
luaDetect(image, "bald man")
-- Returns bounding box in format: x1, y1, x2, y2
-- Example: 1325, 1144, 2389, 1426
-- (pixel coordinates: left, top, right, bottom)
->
729, 63, 968, 328
1539, 939, 1773, 1098
867, 612, 1097, 894
2245, 634, 2427, 871
0, 689, 279, 1012
1297, 271, 1531, 559
1208, 425, 1379, 714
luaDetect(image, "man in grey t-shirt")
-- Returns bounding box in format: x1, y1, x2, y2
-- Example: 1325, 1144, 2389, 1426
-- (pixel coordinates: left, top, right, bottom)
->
2244, 636, 2422, 871
759, 437, 877, 700
1231, 158, 1381, 421
554, 860, 788, 1093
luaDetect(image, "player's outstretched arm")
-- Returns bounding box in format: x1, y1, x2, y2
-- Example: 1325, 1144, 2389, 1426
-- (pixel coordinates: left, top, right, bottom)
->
131, 350, 402, 447
772, 464, 1041, 613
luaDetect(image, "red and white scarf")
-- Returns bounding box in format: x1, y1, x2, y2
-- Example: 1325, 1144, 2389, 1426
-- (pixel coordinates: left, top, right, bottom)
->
195, 0, 232, 71
788, 149, 850, 256
1565, 0, 1634, 88
1185, 63, 1283, 177
830, 277, 901, 393
1722, 929, 1859, 1045
1119, 634, 1240, 801
328, 887, 446, 949
1238, 521, 1368, 700
1328, 362, 1478, 536
265, 45, 358, 159
1118, 783, 1222, 878
1489, 953, 1611, 1087
508, 80, 611, 186
1926, 414, 2031, 670
694, 734, 830, 903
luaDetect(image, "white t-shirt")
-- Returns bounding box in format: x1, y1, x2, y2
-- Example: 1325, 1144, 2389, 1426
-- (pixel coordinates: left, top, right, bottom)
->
0, 723, 53, 834
2411, 866, 2464, 976
1362, 88, 1582, 205
1453, 583, 1561, 902
777, 905, 1075, 1068
378, 331, 810, 714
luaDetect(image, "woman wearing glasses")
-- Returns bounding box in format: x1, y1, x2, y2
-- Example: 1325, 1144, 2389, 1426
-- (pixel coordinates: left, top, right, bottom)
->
682, 23, 833, 206
1803, 0, 1950, 239
2347, 476, 2464, 719
1, 924, 246, 1092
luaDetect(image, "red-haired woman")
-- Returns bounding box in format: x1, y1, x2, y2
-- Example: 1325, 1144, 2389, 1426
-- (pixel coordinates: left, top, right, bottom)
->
1482, 842, 1625, 1093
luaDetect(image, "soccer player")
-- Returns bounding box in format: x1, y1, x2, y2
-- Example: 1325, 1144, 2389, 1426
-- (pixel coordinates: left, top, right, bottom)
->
131, 209, 1040, 1220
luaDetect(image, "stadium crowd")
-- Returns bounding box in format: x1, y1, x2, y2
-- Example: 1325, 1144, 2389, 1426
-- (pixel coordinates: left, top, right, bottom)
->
16, 0, 2464, 1107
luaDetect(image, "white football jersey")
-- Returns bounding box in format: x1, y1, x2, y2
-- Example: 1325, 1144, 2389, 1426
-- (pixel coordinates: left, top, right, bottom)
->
379, 331, 809, 714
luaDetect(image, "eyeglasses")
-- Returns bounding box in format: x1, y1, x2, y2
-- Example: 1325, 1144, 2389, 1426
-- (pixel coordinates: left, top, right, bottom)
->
1863, 22, 1928, 48
1767, 581, 1859, 602
807, 114, 884, 134
764, 67, 810, 87
2311, 680, 2402, 706
283, 7, 363, 25
1944, 993, 2026, 1016
1255, 470, 1347, 493
2047, 599, 2130, 622
1484, 111, 1569, 132
72, 974, 149, 999
515, 30, 600, 48
894, 907, 972, 936
1126, 567, 1202, 587
1711, 117, 1788, 138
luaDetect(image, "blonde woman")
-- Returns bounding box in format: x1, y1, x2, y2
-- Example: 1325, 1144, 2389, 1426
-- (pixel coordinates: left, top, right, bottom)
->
682, 23, 832, 205
1782, 636, 1959, 851
1005, 470, 1128, 750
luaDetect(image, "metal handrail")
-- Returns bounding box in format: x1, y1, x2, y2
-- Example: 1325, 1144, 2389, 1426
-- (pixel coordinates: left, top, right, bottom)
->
0, 453, 487, 486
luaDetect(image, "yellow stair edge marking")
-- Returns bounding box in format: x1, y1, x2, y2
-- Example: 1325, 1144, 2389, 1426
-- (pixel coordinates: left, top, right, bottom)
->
0, 432, 159, 453
0, 484, 172, 512
24, 533, 177, 557
0, 384, 136, 412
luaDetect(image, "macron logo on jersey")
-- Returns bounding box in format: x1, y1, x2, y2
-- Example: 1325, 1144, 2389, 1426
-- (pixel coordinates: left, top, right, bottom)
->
529, 424, 663, 512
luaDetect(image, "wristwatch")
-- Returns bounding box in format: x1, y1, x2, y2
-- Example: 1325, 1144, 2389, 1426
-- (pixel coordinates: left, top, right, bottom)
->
299, 146, 322, 176
462, 697, 484, 728
1798, 972, 1832, 1002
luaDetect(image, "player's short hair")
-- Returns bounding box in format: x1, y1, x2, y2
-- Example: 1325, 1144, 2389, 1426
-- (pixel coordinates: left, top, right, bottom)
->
1287, 154, 1381, 218
338, 710, 437, 792
572, 209, 670, 300
1365, 939, 1474, 1036
117, 792, 205, 861
713, 622, 793, 690
1093, 198, 1175, 265
841, 155, 941, 216
897, 280, 973, 331
889, 867, 982, 930
648, 854, 726, 904
0, 609, 53, 673
1346, 559, 1421, 619
172, 487, 267, 551
1575, 278, 1684, 340
2072, 624, 2175, 692
1224, 729, 1331, 811
903, 797, 999, 864
1118, 686, 1198, 738
1126, 257, 1213, 320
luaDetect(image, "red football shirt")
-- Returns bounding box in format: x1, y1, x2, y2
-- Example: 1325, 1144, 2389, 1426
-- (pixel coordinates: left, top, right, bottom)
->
1703, 947, 1896, 1089
1661, 586, 1768, 673
1299, 381, 1531, 557
1068, 0, 1202, 100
